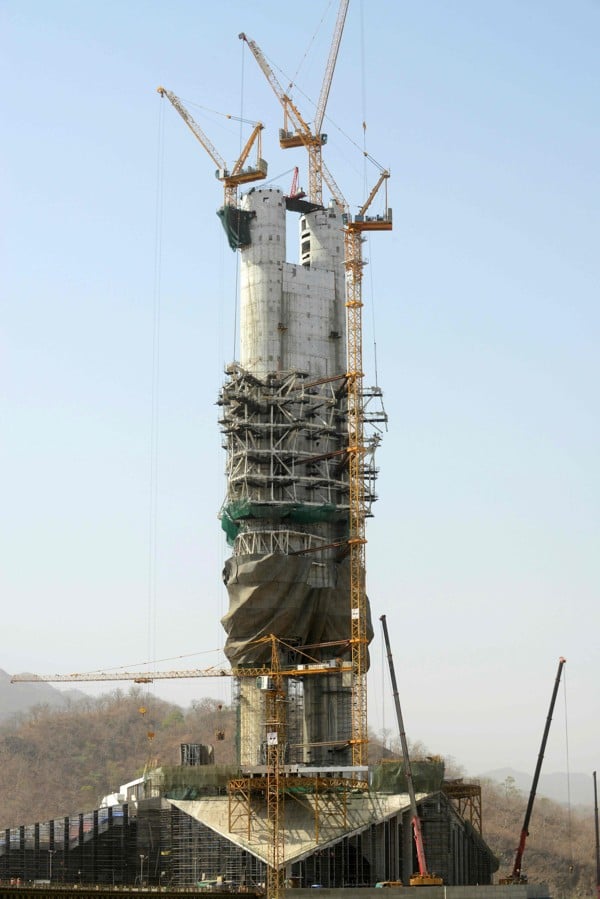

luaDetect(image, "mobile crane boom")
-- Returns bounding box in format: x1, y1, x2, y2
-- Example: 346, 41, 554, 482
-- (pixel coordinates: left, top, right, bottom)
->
380, 615, 442, 886
503, 656, 567, 883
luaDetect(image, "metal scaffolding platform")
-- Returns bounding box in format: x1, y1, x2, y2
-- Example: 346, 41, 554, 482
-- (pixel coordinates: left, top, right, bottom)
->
0, 806, 135, 886
219, 367, 356, 561
443, 781, 483, 833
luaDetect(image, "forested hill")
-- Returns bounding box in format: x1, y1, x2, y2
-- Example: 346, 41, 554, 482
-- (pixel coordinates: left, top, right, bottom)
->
0, 688, 236, 824
0, 690, 595, 897
0, 669, 85, 722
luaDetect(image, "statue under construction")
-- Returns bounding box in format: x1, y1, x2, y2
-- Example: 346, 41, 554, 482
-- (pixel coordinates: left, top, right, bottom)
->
219, 187, 375, 766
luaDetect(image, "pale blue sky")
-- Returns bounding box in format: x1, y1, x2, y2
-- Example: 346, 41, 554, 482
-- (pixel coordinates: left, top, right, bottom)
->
2, 1, 599, 782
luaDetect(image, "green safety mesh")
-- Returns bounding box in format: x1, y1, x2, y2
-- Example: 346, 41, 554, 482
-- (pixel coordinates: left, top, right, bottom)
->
286, 784, 347, 795
370, 758, 445, 795
220, 500, 348, 546
156, 764, 241, 799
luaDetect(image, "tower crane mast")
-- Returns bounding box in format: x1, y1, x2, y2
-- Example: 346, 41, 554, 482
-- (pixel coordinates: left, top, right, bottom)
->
240, 6, 391, 769
344, 169, 391, 765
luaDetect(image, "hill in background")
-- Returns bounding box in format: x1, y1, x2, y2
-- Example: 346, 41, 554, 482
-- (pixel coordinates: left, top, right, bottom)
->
480, 766, 595, 808
0, 669, 85, 722
0, 687, 235, 826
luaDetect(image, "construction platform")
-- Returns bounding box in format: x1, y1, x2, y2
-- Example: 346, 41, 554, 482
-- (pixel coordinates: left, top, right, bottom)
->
0, 778, 497, 890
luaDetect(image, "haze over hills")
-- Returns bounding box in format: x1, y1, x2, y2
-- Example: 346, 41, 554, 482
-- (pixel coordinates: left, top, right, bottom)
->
478, 766, 594, 808
0, 669, 85, 723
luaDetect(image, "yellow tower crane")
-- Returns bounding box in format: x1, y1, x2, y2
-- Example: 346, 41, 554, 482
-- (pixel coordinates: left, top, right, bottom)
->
12, 646, 352, 899
239, 0, 348, 207
157, 86, 268, 209
343, 171, 391, 766
240, 11, 392, 768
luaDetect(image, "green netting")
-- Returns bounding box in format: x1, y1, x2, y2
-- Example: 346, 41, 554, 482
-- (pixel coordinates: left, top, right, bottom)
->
219, 501, 348, 545
216, 205, 254, 250
292, 503, 341, 523
370, 758, 445, 795
220, 509, 240, 546
157, 764, 241, 798
286, 785, 346, 795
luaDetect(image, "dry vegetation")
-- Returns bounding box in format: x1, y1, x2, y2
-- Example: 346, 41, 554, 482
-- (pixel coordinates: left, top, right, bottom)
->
480, 775, 597, 897
0, 693, 596, 897
0, 689, 235, 825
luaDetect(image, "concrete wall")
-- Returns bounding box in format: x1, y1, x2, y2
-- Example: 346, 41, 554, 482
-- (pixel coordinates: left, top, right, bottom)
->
240, 189, 345, 378
285, 888, 550, 899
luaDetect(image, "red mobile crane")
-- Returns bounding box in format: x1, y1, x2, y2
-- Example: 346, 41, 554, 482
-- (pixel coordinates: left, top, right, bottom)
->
501, 656, 567, 884
380, 615, 443, 886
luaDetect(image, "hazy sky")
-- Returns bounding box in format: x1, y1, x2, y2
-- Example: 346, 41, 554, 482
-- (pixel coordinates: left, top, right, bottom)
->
2, 1, 598, 784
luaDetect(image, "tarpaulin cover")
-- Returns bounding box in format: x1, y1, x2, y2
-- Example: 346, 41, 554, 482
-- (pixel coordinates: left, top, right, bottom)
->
371, 759, 446, 795
155, 765, 241, 799
216, 205, 254, 250
221, 553, 372, 666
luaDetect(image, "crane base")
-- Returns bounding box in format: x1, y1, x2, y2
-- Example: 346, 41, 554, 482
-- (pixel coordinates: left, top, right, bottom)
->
410, 874, 444, 886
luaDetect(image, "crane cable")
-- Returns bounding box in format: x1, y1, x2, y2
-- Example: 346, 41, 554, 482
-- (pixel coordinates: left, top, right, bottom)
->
73, 647, 227, 677
233, 39, 246, 362
360, 0, 368, 199
145, 95, 166, 745
252, 24, 387, 179
286, 0, 337, 94
357, 0, 382, 390
173, 97, 259, 129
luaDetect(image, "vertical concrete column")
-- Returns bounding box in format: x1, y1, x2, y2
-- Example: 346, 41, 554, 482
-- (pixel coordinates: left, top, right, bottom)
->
239, 189, 286, 376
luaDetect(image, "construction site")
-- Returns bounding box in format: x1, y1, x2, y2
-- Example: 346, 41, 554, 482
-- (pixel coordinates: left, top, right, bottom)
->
3, 3, 558, 898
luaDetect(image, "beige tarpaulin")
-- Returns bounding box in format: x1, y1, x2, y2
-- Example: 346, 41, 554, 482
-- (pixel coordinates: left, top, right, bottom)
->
221, 553, 373, 666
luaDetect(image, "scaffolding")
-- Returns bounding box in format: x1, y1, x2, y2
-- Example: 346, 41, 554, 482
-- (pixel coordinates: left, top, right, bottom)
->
168, 805, 265, 889
219, 366, 379, 775
0, 805, 135, 885
0, 788, 498, 888
443, 781, 483, 834
219, 366, 363, 559
227, 773, 367, 839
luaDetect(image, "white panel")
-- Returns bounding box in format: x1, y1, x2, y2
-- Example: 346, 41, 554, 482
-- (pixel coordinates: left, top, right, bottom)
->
239, 189, 346, 379
240, 189, 286, 375
283, 264, 336, 378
